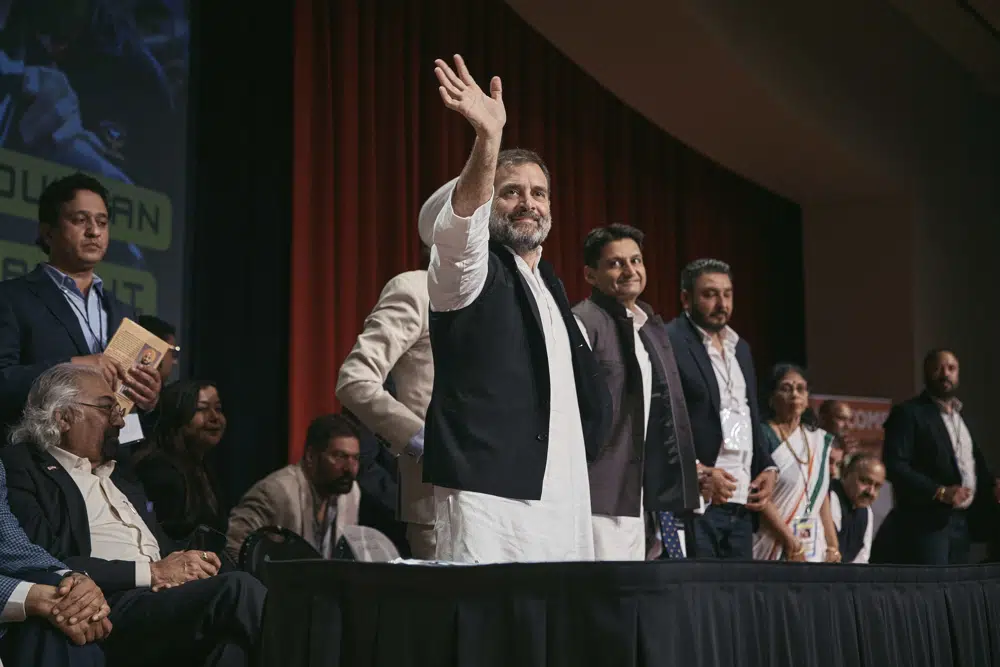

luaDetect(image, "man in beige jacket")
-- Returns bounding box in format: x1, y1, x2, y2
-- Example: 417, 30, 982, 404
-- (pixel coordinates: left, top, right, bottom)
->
226, 414, 361, 562
335, 179, 455, 559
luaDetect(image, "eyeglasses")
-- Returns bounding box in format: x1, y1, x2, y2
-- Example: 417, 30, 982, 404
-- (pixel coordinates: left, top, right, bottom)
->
75, 402, 126, 421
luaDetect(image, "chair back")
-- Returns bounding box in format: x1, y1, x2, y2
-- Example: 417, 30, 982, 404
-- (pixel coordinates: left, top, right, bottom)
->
239, 526, 322, 584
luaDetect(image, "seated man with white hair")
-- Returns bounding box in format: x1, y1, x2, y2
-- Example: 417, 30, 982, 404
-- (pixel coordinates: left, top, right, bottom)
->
0, 364, 266, 667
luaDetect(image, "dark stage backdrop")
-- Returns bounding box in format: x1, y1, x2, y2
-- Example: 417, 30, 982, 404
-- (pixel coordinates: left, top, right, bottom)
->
288, 0, 806, 460
185, 2, 293, 506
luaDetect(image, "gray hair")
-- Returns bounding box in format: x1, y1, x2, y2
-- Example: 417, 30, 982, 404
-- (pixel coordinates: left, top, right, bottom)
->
680, 258, 731, 293
8, 364, 104, 449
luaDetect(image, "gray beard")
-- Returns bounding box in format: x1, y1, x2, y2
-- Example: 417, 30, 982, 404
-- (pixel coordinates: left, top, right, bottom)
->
489, 208, 552, 255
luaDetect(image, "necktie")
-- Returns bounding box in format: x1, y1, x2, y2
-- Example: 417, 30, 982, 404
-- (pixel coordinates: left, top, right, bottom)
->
658, 511, 685, 559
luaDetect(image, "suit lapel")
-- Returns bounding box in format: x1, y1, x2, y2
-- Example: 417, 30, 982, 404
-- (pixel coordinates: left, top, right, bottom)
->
920, 398, 962, 478
24, 266, 91, 356
34, 449, 91, 555
680, 316, 721, 413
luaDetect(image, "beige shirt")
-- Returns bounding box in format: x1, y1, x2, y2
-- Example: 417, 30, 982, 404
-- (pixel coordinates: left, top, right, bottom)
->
48, 447, 161, 587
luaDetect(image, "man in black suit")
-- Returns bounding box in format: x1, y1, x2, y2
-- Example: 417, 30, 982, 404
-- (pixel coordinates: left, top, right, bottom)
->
2, 363, 265, 666
0, 173, 161, 438
664, 259, 776, 559
875, 349, 999, 565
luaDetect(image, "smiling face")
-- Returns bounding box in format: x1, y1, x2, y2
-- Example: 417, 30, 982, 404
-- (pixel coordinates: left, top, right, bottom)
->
585, 238, 646, 306
489, 162, 552, 255
182, 386, 226, 450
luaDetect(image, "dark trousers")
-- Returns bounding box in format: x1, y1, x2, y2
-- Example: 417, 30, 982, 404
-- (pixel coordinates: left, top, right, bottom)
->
103, 572, 266, 667
0, 618, 105, 667
910, 511, 971, 565
691, 503, 754, 559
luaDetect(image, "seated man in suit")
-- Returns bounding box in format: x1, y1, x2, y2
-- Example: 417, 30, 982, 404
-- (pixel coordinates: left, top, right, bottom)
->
1, 364, 265, 667
0, 173, 161, 440
0, 461, 112, 667
875, 349, 999, 565
226, 413, 361, 562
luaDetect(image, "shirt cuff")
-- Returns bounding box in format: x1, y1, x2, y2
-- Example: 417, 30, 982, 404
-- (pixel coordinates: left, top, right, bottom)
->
1, 582, 33, 622
403, 428, 425, 458
135, 562, 152, 588
55, 569, 71, 577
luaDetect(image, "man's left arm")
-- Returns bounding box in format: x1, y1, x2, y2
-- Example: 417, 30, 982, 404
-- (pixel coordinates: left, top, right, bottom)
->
742, 346, 777, 509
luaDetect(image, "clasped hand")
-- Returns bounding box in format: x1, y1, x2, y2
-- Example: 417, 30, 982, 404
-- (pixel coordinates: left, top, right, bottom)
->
27, 574, 112, 645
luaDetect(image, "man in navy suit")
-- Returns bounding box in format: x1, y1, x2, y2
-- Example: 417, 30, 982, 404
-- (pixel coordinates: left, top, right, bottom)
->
0, 173, 162, 438
664, 259, 776, 559
874, 349, 999, 564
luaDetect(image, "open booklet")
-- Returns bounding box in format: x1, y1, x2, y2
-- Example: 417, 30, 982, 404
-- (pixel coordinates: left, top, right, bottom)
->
105, 317, 171, 412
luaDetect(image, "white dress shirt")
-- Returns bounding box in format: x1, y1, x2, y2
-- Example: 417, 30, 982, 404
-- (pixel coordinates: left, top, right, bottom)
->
48, 447, 162, 587
427, 189, 595, 563
578, 307, 652, 560
691, 318, 753, 505
939, 399, 977, 509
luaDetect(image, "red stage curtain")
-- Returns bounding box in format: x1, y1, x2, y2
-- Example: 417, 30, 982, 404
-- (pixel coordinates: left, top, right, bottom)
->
290, 0, 805, 462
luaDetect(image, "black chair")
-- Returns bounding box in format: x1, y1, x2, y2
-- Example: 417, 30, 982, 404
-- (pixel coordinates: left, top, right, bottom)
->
239, 526, 322, 585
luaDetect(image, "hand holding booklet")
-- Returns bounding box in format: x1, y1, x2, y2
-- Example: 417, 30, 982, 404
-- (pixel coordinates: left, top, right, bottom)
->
104, 317, 170, 412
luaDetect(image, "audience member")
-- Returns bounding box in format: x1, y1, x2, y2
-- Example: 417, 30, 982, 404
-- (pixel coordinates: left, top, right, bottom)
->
225, 413, 361, 562
829, 453, 885, 564
754, 364, 839, 563
818, 399, 858, 480
336, 206, 441, 558
573, 224, 699, 560
665, 259, 776, 559
875, 349, 999, 564
133, 380, 228, 542
1, 364, 264, 667
0, 173, 161, 440
135, 315, 179, 385
423, 55, 609, 563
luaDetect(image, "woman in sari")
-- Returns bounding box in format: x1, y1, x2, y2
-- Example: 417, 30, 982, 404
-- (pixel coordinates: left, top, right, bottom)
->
753, 363, 841, 562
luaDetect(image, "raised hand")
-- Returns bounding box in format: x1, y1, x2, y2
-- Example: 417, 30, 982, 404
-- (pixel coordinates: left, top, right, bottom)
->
434, 54, 505, 138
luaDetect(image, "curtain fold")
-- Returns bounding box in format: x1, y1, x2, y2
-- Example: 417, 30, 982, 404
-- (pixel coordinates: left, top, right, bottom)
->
290, 0, 805, 462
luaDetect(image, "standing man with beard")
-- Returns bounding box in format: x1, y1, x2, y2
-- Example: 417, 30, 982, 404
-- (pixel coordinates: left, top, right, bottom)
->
665, 259, 776, 559
423, 54, 609, 563
225, 414, 361, 561
875, 349, 1000, 564
828, 453, 885, 564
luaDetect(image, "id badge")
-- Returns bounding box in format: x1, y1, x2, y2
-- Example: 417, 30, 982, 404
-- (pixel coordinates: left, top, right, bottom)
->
792, 517, 818, 560
720, 406, 752, 452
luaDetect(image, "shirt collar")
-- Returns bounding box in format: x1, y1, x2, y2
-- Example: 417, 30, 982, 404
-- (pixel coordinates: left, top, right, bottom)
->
935, 396, 963, 414
685, 311, 739, 347
47, 445, 94, 474
503, 245, 543, 276
42, 264, 103, 298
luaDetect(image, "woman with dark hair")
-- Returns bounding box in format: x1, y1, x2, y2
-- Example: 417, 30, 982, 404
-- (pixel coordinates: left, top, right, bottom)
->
133, 380, 227, 543
752, 363, 840, 562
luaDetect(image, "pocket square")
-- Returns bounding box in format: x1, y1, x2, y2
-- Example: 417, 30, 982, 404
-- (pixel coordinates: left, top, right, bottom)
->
46, 466, 57, 471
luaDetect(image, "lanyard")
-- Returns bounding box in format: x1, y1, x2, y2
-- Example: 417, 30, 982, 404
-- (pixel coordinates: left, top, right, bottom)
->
61, 286, 106, 352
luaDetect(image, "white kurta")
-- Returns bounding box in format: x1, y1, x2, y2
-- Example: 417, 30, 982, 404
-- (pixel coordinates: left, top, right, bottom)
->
753, 426, 832, 562
427, 188, 594, 563
578, 308, 651, 561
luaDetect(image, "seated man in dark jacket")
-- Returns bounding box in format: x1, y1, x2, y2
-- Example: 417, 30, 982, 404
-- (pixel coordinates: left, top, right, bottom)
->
1, 363, 265, 667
